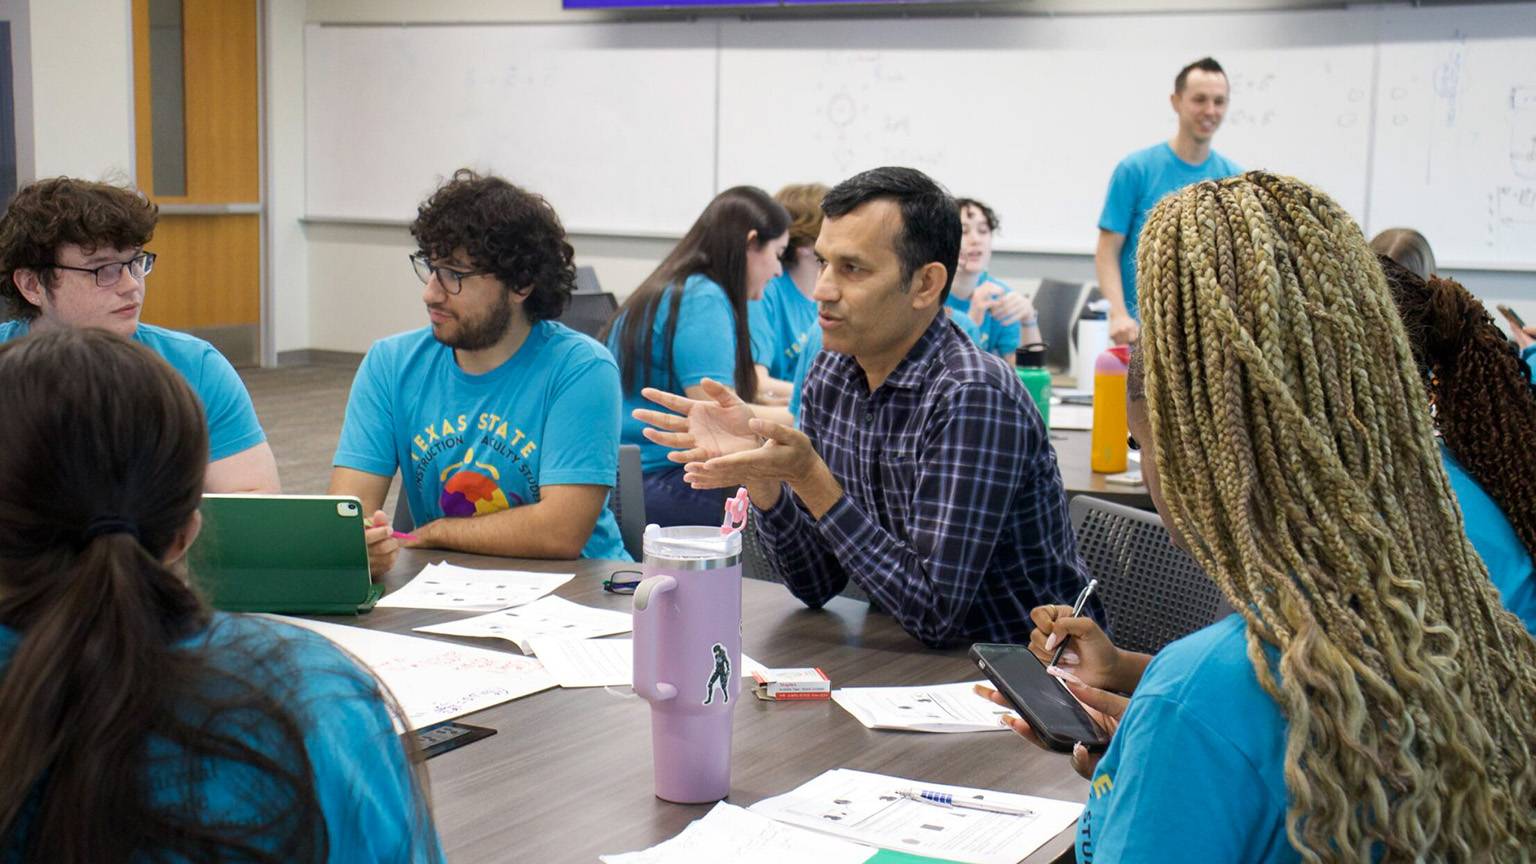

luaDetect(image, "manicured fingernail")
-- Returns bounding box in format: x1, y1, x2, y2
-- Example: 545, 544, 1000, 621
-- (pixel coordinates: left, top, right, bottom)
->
1044, 632, 1061, 651
1059, 649, 1081, 665
1047, 665, 1085, 686
1073, 742, 1087, 757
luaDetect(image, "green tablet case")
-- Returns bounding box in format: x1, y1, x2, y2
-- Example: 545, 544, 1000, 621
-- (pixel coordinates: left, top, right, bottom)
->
188, 494, 384, 615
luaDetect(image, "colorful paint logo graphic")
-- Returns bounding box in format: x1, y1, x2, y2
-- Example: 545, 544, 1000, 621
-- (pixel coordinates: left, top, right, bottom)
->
439, 447, 519, 517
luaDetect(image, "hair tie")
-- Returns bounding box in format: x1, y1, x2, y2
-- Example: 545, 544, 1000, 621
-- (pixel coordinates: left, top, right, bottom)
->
83, 516, 139, 542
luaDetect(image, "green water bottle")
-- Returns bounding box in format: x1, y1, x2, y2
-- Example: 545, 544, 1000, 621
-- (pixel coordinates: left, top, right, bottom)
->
1015, 342, 1051, 429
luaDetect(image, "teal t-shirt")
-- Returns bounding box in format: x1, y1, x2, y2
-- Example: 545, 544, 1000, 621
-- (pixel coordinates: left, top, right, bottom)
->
788, 324, 822, 422
608, 274, 739, 473
1522, 344, 1536, 385
334, 320, 628, 561
944, 272, 1023, 359
1098, 143, 1242, 318
0, 319, 266, 461
1442, 445, 1536, 634
1077, 614, 1297, 863
748, 273, 818, 381
0, 613, 442, 862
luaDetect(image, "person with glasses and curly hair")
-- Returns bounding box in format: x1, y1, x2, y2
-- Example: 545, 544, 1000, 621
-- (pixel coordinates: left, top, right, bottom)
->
330, 169, 628, 575
0, 176, 279, 493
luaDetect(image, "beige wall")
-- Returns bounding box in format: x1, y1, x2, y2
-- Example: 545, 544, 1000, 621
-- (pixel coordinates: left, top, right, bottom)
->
13, 0, 135, 182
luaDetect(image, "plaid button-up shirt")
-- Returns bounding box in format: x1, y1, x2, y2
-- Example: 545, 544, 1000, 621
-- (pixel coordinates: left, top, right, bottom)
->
755, 313, 1088, 648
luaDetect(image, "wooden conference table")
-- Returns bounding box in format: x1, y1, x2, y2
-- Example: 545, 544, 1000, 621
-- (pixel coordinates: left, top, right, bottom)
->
328, 548, 1090, 864
1051, 428, 1152, 511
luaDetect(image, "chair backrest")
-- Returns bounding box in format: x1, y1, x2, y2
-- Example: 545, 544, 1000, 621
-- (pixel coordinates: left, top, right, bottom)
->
1069, 495, 1232, 655
392, 489, 414, 534
1033, 279, 1093, 373
610, 443, 645, 560
559, 291, 619, 339
574, 265, 603, 294
741, 510, 777, 584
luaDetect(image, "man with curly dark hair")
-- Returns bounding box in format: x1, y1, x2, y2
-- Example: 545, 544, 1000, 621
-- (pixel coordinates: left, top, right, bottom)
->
330, 169, 628, 572
0, 177, 279, 493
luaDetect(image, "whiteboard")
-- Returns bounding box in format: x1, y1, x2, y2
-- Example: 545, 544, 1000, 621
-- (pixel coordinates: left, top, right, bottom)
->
1370, 5, 1536, 268
301, 5, 1536, 270
718, 11, 1376, 254
304, 22, 719, 234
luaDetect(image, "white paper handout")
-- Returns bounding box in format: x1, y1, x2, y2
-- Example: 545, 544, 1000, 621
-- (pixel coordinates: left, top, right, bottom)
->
749, 769, 1083, 864
600, 802, 874, 864
375, 561, 572, 612
525, 637, 767, 689
270, 616, 556, 730
832, 681, 1013, 733
413, 595, 632, 652
1047, 402, 1094, 431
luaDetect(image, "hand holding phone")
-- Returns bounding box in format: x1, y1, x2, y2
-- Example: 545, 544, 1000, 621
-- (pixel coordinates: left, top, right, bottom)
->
1498, 304, 1536, 350
970, 642, 1115, 753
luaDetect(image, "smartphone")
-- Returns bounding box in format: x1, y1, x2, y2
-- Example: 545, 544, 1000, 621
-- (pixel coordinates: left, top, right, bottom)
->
1498, 304, 1526, 330
969, 643, 1111, 753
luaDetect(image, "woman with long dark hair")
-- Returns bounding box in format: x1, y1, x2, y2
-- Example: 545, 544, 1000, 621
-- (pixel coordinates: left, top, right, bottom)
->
604, 186, 789, 526
0, 328, 439, 862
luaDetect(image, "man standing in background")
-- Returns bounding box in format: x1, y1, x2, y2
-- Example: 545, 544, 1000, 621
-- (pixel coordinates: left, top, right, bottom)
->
1095, 57, 1240, 345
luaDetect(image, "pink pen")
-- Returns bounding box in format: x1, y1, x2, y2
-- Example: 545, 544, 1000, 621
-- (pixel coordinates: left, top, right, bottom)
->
371, 515, 416, 542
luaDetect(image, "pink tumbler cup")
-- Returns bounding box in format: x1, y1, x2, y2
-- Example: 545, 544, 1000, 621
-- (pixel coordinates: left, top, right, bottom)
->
632, 525, 743, 804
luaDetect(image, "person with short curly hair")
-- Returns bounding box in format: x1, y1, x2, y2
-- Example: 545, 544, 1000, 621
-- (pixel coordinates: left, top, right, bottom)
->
330, 169, 628, 573
0, 176, 279, 494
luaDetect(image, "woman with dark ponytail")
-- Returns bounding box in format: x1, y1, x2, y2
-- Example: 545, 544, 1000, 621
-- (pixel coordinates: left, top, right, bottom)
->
0, 328, 439, 862
1379, 256, 1536, 634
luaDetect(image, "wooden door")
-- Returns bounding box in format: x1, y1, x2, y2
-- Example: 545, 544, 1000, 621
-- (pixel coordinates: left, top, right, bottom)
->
133, 0, 261, 365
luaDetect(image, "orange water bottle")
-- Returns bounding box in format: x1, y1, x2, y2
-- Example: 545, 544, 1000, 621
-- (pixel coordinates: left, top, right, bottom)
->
1090, 345, 1131, 473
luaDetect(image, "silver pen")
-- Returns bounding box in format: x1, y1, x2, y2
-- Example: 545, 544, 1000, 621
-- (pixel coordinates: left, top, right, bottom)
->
1049, 578, 1098, 668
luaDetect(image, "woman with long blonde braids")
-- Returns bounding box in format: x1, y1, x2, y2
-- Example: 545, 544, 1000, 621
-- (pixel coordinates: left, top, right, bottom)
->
982, 171, 1536, 862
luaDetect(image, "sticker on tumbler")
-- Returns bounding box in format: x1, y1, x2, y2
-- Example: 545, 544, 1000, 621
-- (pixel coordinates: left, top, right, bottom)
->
703, 642, 731, 705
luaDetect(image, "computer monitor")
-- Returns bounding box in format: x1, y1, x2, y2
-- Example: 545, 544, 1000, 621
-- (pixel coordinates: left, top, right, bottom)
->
1033, 279, 1093, 373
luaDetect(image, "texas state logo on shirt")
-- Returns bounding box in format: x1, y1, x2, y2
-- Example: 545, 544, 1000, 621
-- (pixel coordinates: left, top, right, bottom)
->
408, 412, 539, 520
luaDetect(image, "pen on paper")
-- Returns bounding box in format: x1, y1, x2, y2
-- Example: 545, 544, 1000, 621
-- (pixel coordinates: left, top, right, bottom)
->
898, 788, 1033, 817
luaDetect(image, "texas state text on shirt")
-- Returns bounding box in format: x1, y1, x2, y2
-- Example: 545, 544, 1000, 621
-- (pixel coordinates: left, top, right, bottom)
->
333, 320, 628, 561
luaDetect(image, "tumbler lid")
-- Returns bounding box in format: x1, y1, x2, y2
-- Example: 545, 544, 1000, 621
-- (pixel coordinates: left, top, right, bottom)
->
643, 524, 742, 570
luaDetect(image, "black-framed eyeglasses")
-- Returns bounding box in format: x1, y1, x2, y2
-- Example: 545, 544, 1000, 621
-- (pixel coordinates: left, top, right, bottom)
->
409, 252, 488, 295
603, 569, 644, 595
1127, 435, 1140, 452
51, 252, 155, 288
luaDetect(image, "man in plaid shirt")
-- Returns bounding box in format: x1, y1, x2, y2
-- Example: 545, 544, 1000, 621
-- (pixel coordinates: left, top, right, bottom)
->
634, 167, 1087, 648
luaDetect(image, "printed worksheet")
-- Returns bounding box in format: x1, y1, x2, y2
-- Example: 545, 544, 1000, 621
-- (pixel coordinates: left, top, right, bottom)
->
526, 637, 767, 688
831, 681, 1013, 733
270, 616, 556, 731
749, 769, 1083, 864
375, 561, 572, 612
600, 802, 874, 864
413, 595, 632, 652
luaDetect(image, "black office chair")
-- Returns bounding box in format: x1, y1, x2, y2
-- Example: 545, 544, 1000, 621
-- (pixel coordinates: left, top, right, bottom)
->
558, 291, 618, 339
610, 444, 645, 560
1032, 279, 1093, 374
1069, 495, 1232, 655
574, 265, 602, 294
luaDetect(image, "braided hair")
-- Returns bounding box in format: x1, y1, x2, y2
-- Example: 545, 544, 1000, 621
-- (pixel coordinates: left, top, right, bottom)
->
1136, 171, 1536, 862
1378, 256, 1536, 562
